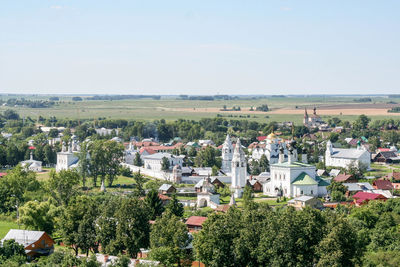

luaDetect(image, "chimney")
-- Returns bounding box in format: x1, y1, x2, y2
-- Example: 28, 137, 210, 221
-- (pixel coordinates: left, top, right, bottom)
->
302, 153, 308, 164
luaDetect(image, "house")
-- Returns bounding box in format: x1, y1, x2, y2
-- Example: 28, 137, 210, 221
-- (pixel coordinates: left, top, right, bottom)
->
195, 177, 224, 193
383, 172, 400, 189
287, 196, 323, 210
373, 180, 394, 190
1, 230, 54, 259
185, 216, 207, 232
317, 169, 329, 177
352, 192, 387, 206
325, 141, 371, 169
181, 166, 194, 176
329, 169, 341, 177
142, 153, 184, 171
343, 182, 374, 197
247, 179, 263, 192
198, 140, 215, 147
333, 174, 357, 183
372, 151, 400, 163
158, 184, 176, 194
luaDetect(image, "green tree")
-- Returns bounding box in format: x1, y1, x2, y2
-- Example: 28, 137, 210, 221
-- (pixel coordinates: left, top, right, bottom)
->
133, 152, 143, 166
327, 181, 347, 202
353, 114, 371, 131
77, 142, 90, 188
59, 195, 98, 256
150, 211, 190, 267
161, 157, 170, 171
96, 198, 119, 255
316, 217, 359, 267
145, 189, 165, 220
47, 170, 80, 206
259, 154, 269, 172
165, 194, 184, 217
115, 197, 150, 258
19, 200, 56, 234
132, 171, 146, 197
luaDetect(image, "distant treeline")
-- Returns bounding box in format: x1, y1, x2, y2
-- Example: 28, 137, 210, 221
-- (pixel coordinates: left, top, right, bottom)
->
353, 97, 372, 103
86, 95, 161, 101
179, 95, 238, 101
0, 98, 55, 108
389, 94, 400, 98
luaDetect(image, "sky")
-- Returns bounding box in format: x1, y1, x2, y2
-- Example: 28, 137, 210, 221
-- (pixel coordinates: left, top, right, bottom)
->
1, 0, 400, 95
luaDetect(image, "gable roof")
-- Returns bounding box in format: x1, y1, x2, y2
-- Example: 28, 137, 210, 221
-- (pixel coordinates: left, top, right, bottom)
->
2, 230, 46, 247
159, 184, 174, 191
373, 180, 394, 190
334, 174, 354, 182
352, 192, 386, 201
330, 148, 368, 159
185, 216, 207, 227
292, 172, 318, 185
343, 182, 374, 191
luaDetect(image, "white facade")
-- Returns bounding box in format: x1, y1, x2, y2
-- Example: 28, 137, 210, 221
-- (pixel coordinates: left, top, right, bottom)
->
221, 135, 233, 173
21, 152, 42, 172
231, 138, 247, 198
325, 141, 371, 169
56, 142, 79, 172
142, 153, 184, 171
263, 154, 329, 198
251, 133, 288, 164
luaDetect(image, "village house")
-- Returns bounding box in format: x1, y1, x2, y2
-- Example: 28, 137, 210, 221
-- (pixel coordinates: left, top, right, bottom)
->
373, 180, 394, 191
194, 177, 224, 192
333, 174, 357, 183
372, 151, 400, 163
185, 216, 207, 232
287, 196, 323, 210
352, 192, 387, 206
1, 230, 54, 259
158, 184, 176, 194
342, 182, 374, 197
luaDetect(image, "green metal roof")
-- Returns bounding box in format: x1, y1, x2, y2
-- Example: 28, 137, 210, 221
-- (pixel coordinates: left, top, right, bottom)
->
315, 176, 330, 186
292, 172, 318, 185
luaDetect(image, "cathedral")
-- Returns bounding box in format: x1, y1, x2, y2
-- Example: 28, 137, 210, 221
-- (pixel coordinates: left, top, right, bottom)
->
251, 132, 288, 164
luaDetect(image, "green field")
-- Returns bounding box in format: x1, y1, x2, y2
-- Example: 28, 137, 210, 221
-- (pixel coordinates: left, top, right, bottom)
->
1, 95, 399, 124
0, 220, 21, 239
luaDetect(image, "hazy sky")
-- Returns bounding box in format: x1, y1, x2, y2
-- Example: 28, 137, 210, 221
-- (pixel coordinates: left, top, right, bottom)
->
1, 0, 400, 95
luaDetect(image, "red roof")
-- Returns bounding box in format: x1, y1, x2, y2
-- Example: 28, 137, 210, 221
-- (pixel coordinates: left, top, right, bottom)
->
352, 192, 386, 201
373, 180, 394, 190
139, 147, 156, 155
0, 173, 7, 177
185, 216, 207, 227
257, 136, 267, 142
158, 194, 171, 201
334, 174, 354, 182
378, 148, 391, 152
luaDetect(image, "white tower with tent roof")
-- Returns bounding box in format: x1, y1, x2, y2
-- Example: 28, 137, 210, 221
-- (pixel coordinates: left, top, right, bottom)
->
221, 134, 233, 173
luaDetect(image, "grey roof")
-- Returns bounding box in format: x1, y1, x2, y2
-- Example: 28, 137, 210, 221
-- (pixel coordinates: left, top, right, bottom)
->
2, 230, 45, 247
330, 148, 369, 159
343, 182, 374, 192
143, 152, 184, 160
329, 169, 341, 177
159, 184, 173, 191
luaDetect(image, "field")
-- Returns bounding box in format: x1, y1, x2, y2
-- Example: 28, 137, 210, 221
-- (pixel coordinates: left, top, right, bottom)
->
1, 95, 400, 124
0, 220, 21, 239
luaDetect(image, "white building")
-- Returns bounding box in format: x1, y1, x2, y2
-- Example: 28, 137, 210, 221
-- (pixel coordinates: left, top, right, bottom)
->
197, 176, 220, 208
221, 135, 233, 173
56, 142, 79, 172
325, 141, 371, 169
95, 127, 119, 136
251, 133, 288, 164
263, 150, 329, 198
142, 152, 184, 171
21, 152, 42, 172
231, 138, 247, 198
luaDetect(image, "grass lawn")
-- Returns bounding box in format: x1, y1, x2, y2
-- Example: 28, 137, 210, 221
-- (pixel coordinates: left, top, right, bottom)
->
365, 163, 400, 178
0, 220, 22, 239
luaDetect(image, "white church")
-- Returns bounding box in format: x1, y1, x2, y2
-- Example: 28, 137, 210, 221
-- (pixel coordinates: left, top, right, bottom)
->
251, 133, 289, 164
56, 140, 80, 172
325, 140, 371, 170
220, 135, 248, 198
263, 143, 329, 198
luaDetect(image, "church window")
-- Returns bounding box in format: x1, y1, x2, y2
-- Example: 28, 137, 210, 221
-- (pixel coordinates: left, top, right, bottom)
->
301, 190, 303, 194
237, 162, 239, 167
311, 190, 313, 194
241, 162, 244, 167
